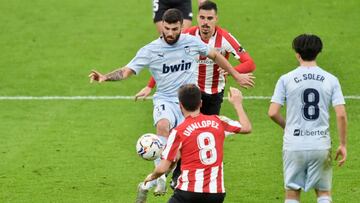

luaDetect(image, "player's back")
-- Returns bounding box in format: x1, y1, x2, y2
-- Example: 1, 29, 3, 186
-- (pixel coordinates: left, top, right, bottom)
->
175, 114, 226, 193
277, 66, 345, 150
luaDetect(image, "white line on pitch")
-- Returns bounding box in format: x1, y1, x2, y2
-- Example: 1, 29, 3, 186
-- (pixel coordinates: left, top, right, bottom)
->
0, 95, 360, 100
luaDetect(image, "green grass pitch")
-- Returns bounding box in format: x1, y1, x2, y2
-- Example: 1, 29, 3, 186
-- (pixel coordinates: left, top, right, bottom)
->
1, 0, 359, 202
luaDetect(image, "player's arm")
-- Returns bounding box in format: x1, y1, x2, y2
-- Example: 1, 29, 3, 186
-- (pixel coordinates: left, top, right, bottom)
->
144, 159, 173, 184
207, 49, 255, 88
228, 87, 252, 133
268, 103, 285, 129
334, 104, 347, 166
134, 77, 156, 101
89, 67, 135, 83
234, 52, 256, 73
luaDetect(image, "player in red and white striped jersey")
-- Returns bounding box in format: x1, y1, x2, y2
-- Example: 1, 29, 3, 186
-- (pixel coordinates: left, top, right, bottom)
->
143, 84, 251, 203
136, 0, 255, 115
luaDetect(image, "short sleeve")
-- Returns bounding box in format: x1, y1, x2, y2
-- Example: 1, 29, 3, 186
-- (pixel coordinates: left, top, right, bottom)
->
217, 116, 242, 137
126, 47, 151, 75
271, 76, 286, 106
332, 78, 345, 106
161, 129, 181, 162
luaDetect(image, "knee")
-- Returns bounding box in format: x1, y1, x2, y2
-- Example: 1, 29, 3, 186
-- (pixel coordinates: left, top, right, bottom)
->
156, 119, 170, 136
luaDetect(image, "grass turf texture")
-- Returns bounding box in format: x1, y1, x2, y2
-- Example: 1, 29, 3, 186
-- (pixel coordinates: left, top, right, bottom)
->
1, 0, 359, 202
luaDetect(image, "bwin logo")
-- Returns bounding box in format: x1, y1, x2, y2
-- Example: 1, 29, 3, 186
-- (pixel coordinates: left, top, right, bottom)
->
163, 60, 191, 73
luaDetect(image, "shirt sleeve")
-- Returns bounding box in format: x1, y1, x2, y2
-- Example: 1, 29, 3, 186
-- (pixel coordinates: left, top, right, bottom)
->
271, 76, 286, 106
217, 116, 242, 137
161, 129, 181, 162
332, 77, 346, 106
126, 47, 151, 75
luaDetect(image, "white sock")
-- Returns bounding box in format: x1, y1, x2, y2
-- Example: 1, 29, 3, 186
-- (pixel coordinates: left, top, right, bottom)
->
285, 200, 299, 203
157, 135, 168, 146
154, 135, 168, 166
317, 196, 332, 203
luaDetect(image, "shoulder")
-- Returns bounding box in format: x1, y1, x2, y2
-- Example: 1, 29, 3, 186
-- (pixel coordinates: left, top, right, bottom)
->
317, 67, 338, 80
183, 26, 198, 35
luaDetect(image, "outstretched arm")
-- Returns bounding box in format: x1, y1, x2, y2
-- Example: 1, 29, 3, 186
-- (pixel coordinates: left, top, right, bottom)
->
207, 49, 255, 88
334, 104, 347, 166
144, 159, 173, 185
89, 67, 135, 83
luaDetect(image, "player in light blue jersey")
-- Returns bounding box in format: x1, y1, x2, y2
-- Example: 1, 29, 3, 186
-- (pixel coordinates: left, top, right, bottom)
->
89, 8, 254, 202
268, 34, 347, 203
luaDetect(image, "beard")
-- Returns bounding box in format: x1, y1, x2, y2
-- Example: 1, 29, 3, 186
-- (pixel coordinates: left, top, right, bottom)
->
163, 32, 181, 45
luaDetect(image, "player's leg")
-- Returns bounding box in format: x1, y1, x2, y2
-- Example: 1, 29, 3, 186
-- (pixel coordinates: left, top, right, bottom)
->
285, 190, 301, 203
306, 150, 332, 203
315, 190, 332, 203
283, 150, 306, 203
153, 101, 184, 196
200, 91, 224, 115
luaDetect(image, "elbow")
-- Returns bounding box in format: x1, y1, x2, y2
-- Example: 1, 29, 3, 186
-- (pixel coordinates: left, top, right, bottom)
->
268, 109, 277, 119
249, 60, 256, 72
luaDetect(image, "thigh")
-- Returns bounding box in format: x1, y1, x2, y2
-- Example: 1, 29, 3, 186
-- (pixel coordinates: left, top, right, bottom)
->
283, 150, 307, 191
153, 100, 183, 129
305, 150, 332, 192
200, 92, 224, 115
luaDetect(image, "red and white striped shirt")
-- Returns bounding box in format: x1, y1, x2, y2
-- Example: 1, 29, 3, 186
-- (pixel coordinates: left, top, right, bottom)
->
147, 26, 255, 94
162, 114, 242, 193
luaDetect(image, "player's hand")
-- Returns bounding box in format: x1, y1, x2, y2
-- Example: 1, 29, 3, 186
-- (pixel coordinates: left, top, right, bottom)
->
217, 67, 229, 77
89, 70, 106, 83
335, 145, 347, 167
228, 87, 243, 104
233, 73, 255, 89
135, 86, 152, 101
144, 173, 155, 185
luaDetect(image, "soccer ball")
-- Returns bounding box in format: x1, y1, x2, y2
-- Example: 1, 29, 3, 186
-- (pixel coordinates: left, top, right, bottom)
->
136, 133, 163, 161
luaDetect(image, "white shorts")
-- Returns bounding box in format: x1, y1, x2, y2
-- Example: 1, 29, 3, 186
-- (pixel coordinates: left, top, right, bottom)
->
283, 150, 332, 192
153, 100, 184, 129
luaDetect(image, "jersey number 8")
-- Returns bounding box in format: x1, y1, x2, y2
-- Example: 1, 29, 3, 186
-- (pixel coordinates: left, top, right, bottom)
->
302, 88, 320, 120
197, 132, 217, 165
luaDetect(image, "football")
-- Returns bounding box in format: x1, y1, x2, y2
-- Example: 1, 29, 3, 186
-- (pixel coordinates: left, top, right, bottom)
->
136, 133, 163, 161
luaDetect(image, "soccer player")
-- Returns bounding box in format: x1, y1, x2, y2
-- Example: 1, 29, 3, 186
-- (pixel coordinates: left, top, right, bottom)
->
152, 0, 206, 33
139, 0, 256, 188
140, 84, 251, 203
137, 0, 256, 115
89, 8, 254, 198
268, 34, 347, 203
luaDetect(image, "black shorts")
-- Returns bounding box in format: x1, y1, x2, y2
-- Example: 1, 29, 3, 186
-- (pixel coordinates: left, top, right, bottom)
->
153, 0, 193, 23
200, 90, 224, 115
168, 189, 226, 203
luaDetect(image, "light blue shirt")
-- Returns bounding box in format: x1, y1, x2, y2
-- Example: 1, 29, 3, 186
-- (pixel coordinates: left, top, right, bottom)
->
127, 34, 210, 102
271, 66, 345, 151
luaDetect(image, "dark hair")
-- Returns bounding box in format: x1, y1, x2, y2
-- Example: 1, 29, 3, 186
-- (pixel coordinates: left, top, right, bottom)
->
162, 8, 183, 24
178, 84, 202, 112
292, 34, 323, 61
199, 0, 218, 13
